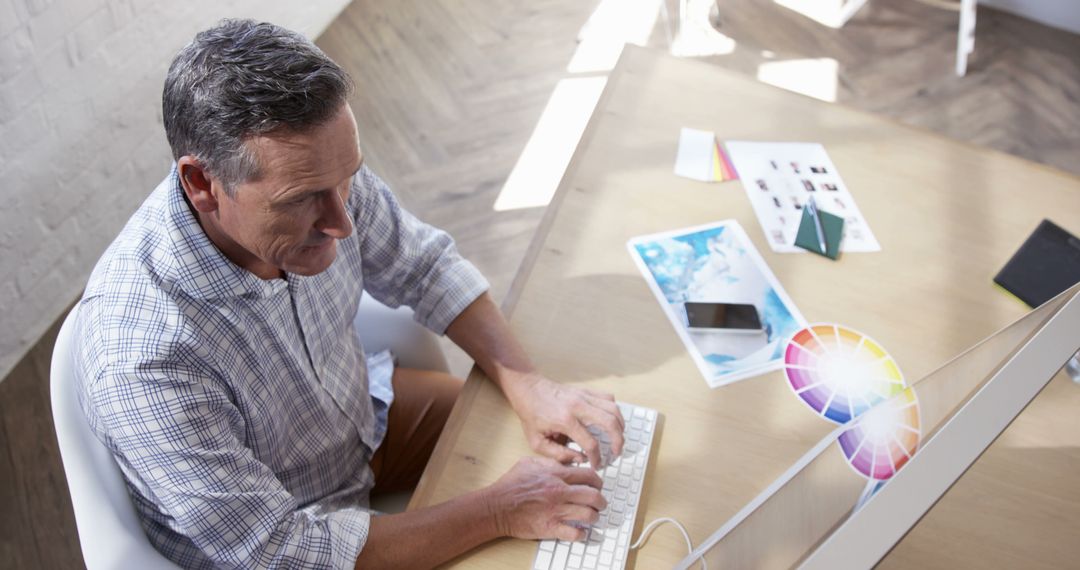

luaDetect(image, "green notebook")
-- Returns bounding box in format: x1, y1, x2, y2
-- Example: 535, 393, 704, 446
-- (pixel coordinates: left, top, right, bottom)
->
794, 206, 844, 259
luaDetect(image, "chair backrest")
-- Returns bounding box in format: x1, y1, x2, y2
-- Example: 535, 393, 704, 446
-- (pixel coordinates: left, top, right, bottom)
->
51, 295, 449, 567
50, 308, 181, 570
354, 294, 451, 373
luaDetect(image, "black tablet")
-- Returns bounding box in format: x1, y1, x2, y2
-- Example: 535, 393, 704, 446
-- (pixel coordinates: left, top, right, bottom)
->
993, 219, 1080, 308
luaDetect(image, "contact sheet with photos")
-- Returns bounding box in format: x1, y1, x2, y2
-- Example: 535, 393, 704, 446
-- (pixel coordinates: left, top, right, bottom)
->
725, 141, 881, 253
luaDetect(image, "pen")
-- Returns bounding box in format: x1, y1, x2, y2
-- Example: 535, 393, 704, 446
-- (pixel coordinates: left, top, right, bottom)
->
807, 196, 827, 254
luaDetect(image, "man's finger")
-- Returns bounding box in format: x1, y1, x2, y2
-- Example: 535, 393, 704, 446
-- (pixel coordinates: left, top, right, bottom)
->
557, 465, 604, 489
584, 394, 624, 430
575, 406, 626, 459
563, 483, 607, 511
554, 523, 587, 542
565, 421, 603, 468
534, 438, 583, 465
556, 504, 602, 527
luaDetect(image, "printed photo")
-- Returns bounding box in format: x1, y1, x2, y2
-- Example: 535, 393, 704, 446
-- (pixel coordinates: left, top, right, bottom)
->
628, 220, 806, 387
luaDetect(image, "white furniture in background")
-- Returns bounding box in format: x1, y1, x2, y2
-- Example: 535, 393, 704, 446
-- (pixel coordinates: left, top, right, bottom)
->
958, 0, 978, 76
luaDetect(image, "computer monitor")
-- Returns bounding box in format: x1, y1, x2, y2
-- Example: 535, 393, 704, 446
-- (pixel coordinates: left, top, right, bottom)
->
674, 282, 1080, 569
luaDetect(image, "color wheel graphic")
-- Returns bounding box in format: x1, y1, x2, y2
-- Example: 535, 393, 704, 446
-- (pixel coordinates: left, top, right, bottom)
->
837, 387, 921, 480
784, 324, 906, 424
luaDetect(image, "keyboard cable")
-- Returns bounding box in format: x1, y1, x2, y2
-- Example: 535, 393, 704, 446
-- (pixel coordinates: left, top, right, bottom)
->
629, 517, 708, 569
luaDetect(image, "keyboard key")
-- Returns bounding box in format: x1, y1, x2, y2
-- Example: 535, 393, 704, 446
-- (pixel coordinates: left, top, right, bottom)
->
552, 542, 571, 568
535, 549, 553, 569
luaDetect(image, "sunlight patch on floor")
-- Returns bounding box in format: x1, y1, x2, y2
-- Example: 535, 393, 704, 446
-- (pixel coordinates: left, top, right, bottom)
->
568, 0, 663, 73
492, 76, 607, 211
757, 57, 839, 102
494, 0, 663, 211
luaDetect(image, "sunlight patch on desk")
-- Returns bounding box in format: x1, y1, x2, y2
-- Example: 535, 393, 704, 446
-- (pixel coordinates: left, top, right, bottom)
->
756, 58, 839, 102
671, 0, 736, 57
492, 76, 607, 212
568, 0, 663, 73
998, 438, 1080, 450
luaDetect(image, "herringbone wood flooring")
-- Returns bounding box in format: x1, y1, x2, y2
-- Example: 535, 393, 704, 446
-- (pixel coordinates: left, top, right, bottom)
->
3, 1, 1078, 567
701, 0, 1080, 173
319, 0, 600, 304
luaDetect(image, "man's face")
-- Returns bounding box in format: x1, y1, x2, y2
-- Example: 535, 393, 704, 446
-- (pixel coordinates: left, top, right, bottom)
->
210, 104, 363, 278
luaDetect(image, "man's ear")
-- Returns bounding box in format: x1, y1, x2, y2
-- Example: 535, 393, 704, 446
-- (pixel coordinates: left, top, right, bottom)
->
177, 156, 221, 213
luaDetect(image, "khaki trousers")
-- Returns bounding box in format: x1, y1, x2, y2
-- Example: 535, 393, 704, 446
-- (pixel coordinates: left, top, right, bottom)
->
369, 367, 463, 495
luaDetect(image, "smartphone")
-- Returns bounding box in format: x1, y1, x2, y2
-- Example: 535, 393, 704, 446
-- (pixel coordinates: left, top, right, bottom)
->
684, 302, 763, 332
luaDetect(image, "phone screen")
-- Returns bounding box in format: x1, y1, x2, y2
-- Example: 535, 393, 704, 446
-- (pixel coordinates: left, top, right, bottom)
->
684, 302, 762, 330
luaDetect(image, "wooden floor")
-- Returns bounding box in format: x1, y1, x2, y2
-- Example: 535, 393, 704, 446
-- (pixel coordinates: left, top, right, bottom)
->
3, 0, 1078, 567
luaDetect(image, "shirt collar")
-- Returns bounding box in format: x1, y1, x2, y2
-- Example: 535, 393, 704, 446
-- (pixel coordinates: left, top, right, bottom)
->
164, 167, 288, 300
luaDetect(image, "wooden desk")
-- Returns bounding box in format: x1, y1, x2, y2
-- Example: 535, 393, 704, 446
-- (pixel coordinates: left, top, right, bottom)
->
411, 45, 1080, 568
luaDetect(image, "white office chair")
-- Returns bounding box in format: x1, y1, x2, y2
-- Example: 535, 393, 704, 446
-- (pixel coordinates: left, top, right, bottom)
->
51, 294, 449, 569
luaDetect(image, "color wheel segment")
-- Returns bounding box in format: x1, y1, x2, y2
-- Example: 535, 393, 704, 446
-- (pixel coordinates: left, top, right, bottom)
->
837, 387, 921, 480
784, 324, 906, 424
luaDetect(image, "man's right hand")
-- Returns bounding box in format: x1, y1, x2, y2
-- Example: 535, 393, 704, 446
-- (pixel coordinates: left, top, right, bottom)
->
486, 457, 607, 542
357, 456, 606, 567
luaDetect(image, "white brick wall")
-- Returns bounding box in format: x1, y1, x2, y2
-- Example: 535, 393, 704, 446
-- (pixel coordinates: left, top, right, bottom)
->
0, 0, 352, 380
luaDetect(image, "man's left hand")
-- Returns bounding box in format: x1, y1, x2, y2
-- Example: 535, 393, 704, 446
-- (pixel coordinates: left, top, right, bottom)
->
444, 293, 626, 469
505, 373, 625, 468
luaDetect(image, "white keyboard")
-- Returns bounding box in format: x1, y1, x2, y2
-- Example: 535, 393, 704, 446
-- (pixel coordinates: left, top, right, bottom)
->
532, 402, 658, 570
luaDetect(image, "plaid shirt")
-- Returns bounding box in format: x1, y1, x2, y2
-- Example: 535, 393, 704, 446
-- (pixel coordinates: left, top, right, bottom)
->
74, 166, 488, 569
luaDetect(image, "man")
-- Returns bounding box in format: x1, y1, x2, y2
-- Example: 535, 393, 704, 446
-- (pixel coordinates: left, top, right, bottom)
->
75, 19, 624, 569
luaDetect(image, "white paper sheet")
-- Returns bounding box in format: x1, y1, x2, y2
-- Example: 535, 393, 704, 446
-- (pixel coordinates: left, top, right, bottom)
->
674, 127, 717, 182
724, 141, 881, 253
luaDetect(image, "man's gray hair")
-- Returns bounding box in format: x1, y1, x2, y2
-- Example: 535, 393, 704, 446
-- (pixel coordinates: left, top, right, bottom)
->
163, 19, 353, 194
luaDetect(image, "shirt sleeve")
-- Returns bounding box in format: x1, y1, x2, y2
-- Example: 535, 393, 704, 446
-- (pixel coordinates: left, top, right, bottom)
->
351, 166, 490, 334
85, 359, 371, 569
